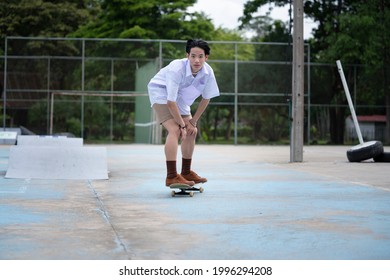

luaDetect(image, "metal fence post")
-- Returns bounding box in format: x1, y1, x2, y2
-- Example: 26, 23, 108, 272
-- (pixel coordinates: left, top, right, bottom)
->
234, 42, 238, 145
2, 37, 7, 130
81, 39, 85, 138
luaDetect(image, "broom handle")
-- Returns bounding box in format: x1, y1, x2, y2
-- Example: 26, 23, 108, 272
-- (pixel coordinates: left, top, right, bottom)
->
336, 60, 364, 145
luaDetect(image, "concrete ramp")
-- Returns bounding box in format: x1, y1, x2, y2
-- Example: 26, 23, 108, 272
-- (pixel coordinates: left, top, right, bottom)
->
17, 135, 83, 146
5, 136, 108, 180
0, 129, 21, 145
5, 146, 108, 180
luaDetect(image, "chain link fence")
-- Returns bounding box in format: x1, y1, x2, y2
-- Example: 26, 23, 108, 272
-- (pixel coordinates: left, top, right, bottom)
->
1, 37, 386, 144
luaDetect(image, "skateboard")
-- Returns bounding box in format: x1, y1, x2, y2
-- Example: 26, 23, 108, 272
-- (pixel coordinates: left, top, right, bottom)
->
169, 183, 204, 197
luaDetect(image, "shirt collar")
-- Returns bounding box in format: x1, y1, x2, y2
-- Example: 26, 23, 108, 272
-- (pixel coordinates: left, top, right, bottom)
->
185, 59, 209, 77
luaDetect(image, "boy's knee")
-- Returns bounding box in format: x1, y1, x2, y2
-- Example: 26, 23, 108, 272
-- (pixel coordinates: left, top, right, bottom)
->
168, 128, 181, 139
188, 128, 198, 139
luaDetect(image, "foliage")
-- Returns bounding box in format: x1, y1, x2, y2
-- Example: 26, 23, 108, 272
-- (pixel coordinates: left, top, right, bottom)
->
0, 0, 99, 44
27, 96, 134, 140
4, 0, 389, 144
71, 0, 215, 40
241, 0, 390, 144
1, 0, 294, 143
239, 0, 289, 28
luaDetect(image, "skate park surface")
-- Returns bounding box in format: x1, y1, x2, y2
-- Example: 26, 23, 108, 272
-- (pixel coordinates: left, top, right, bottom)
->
0, 144, 389, 260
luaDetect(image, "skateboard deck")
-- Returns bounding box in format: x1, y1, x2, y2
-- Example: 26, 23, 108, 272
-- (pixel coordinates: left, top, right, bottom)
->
169, 183, 204, 197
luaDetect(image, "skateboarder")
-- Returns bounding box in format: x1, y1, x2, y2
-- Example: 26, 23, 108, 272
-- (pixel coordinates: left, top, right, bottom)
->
147, 39, 220, 186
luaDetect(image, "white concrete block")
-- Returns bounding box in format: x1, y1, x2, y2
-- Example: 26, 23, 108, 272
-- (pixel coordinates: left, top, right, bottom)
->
5, 146, 108, 180
17, 135, 83, 146
0, 128, 21, 145
0, 131, 18, 145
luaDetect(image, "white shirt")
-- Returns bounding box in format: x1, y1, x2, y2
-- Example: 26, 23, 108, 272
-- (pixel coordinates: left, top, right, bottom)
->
147, 58, 220, 115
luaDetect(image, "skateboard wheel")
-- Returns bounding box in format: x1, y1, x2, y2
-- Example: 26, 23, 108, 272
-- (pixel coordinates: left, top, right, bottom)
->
189, 191, 194, 197
199, 187, 204, 193
171, 191, 176, 197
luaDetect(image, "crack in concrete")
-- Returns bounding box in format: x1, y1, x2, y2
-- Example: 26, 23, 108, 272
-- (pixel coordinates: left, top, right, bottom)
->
87, 180, 132, 259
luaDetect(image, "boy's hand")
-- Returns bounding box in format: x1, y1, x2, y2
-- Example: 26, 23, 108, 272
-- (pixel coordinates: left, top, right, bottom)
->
184, 119, 197, 136
179, 125, 187, 141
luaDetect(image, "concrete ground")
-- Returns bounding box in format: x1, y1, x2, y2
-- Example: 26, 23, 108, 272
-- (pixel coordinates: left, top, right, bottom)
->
0, 144, 389, 260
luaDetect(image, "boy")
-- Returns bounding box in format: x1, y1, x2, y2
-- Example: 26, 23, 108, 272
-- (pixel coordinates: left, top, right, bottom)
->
147, 39, 220, 186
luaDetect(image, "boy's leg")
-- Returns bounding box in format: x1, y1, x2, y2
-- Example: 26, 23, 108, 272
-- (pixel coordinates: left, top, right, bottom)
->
180, 130, 195, 159
162, 119, 195, 186
162, 119, 180, 161
180, 121, 207, 184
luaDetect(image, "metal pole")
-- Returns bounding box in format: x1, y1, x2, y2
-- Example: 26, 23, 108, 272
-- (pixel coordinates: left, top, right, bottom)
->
110, 59, 114, 141
2, 37, 7, 130
50, 93, 54, 134
290, 0, 305, 162
159, 41, 163, 70
47, 57, 51, 134
307, 44, 311, 145
81, 39, 85, 138
234, 43, 238, 145
336, 60, 364, 145
354, 65, 357, 110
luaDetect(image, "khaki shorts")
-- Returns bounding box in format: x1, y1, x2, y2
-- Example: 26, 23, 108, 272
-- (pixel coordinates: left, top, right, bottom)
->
152, 104, 190, 124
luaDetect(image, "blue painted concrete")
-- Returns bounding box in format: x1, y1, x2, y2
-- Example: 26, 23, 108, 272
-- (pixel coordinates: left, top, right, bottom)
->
0, 179, 64, 200
125, 160, 390, 259
0, 144, 389, 260
0, 205, 47, 225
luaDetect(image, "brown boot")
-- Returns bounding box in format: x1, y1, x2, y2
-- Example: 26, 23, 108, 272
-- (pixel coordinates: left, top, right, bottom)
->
181, 170, 207, 184
166, 174, 195, 187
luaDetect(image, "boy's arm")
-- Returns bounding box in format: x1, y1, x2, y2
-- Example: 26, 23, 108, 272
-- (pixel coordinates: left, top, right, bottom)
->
190, 98, 210, 127
167, 100, 186, 128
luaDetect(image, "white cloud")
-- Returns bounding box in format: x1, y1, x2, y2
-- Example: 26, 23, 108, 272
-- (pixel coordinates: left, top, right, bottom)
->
188, 0, 316, 39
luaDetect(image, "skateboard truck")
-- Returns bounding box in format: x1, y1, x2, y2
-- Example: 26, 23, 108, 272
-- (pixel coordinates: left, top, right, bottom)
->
169, 183, 204, 197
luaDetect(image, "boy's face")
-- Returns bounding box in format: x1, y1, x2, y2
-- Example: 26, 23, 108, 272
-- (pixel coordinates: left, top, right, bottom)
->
187, 47, 208, 73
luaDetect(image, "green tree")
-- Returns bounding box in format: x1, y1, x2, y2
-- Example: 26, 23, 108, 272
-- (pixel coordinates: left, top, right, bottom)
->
241, 0, 390, 144
0, 0, 100, 136
205, 29, 254, 142
72, 0, 215, 40
240, 15, 291, 143
0, 0, 99, 40
316, 0, 390, 143
0, 0, 100, 95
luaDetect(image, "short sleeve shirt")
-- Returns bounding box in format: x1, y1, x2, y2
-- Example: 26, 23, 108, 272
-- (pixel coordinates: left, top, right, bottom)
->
147, 58, 220, 115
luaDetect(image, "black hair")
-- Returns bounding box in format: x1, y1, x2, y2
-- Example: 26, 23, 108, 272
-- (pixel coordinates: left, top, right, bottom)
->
185, 39, 210, 55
